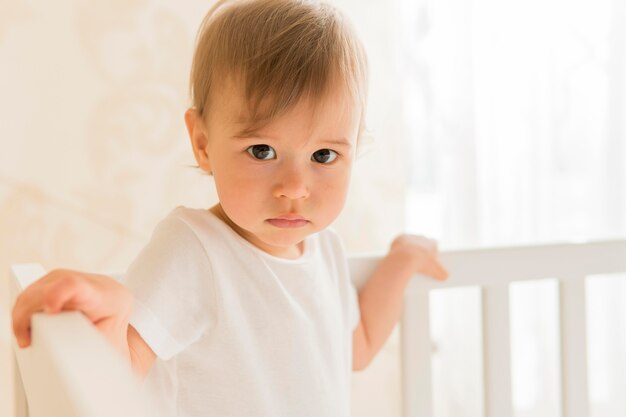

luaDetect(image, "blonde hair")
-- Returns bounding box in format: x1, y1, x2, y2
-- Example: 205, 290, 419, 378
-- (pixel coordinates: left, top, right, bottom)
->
189, 0, 368, 137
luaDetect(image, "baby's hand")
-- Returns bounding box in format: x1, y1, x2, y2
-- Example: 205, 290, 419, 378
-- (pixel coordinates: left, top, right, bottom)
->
390, 234, 449, 281
12, 269, 133, 348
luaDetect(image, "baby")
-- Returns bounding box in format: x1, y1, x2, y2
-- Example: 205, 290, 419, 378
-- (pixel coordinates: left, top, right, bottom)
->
11, 0, 448, 416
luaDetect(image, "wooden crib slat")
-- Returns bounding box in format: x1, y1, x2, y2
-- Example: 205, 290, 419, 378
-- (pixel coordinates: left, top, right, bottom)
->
560, 277, 590, 417
401, 288, 433, 417
482, 284, 513, 417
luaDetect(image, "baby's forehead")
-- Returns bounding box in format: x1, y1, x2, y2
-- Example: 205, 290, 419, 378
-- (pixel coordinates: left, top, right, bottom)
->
211, 80, 360, 137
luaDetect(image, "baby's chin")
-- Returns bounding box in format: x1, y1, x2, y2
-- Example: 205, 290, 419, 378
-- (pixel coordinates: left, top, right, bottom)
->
258, 227, 312, 246
244, 234, 304, 258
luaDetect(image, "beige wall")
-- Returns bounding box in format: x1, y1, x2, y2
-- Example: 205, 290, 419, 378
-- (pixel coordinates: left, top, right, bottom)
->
0, 1, 408, 416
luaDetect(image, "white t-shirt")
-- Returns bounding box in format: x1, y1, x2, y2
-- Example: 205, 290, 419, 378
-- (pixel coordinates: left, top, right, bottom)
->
122, 206, 360, 417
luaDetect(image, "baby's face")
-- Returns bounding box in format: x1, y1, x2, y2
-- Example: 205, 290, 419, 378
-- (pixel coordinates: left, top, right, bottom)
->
190, 82, 361, 258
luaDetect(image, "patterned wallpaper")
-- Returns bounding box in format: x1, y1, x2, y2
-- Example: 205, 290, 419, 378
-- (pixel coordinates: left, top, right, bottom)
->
0, 1, 408, 416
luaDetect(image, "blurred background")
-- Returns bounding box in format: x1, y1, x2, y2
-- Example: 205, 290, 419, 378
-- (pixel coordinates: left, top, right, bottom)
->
1, 0, 625, 416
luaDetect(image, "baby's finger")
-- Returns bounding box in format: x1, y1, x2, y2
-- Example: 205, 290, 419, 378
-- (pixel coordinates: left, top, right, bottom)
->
12, 288, 57, 347
11, 276, 81, 348
11, 292, 40, 348
42, 276, 83, 313
425, 258, 448, 280
12, 322, 30, 348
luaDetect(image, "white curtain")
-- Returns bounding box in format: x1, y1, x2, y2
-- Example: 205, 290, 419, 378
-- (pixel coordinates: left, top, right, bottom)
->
403, 0, 626, 248
396, 0, 626, 416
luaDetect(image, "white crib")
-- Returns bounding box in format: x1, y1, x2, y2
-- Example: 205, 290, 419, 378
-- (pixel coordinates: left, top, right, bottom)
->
8, 238, 626, 417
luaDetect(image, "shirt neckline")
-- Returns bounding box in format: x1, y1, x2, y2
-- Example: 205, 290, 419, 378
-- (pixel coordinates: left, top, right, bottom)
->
197, 207, 315, 264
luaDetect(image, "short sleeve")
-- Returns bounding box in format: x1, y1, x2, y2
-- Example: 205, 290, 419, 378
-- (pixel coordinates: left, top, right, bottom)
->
123, 214, 218, 360
349, 280, 360, 331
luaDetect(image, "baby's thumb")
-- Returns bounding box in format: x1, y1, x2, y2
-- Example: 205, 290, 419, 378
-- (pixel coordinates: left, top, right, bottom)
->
429, 259, 449, 280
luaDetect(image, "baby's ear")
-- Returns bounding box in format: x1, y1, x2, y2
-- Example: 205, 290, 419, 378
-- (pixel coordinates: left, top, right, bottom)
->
184, 108, 212, 175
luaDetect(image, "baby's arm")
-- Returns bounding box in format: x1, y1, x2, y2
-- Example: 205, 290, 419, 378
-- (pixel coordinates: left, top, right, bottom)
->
128, 324, 157, 377
352, 234, 448, 371
11, 269, 156, 378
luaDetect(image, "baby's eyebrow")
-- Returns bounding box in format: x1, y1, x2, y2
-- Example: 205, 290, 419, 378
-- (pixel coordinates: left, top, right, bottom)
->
321, 137, 352, 148
232, 130, 352, 148
232, 125, 262, 139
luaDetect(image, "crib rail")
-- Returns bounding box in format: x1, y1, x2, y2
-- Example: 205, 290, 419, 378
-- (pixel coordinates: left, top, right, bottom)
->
9, 264, 160, 417
9, 238, 626, 417
350, 238, 626, 417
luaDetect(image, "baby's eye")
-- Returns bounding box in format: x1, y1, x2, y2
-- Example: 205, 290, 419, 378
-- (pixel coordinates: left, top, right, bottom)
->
247, 144, 276, 160
311, 149, 338, 164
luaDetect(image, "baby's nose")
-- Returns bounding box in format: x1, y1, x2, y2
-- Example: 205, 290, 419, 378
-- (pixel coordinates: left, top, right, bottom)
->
272, 165, 310, 200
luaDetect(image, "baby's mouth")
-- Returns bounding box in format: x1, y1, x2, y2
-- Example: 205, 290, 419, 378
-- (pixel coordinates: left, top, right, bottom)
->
266, 217, 309, 228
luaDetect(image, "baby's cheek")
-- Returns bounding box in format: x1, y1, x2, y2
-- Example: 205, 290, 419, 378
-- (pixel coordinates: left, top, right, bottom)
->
215, 177, 251, 212
319, 177, 350, 219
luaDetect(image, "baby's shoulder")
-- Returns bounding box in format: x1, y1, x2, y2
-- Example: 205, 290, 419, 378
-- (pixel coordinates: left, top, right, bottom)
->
146, 206, 216, 252
154, 206, 216, 236
124, 207, 215, 287
149, 206, 243, 263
